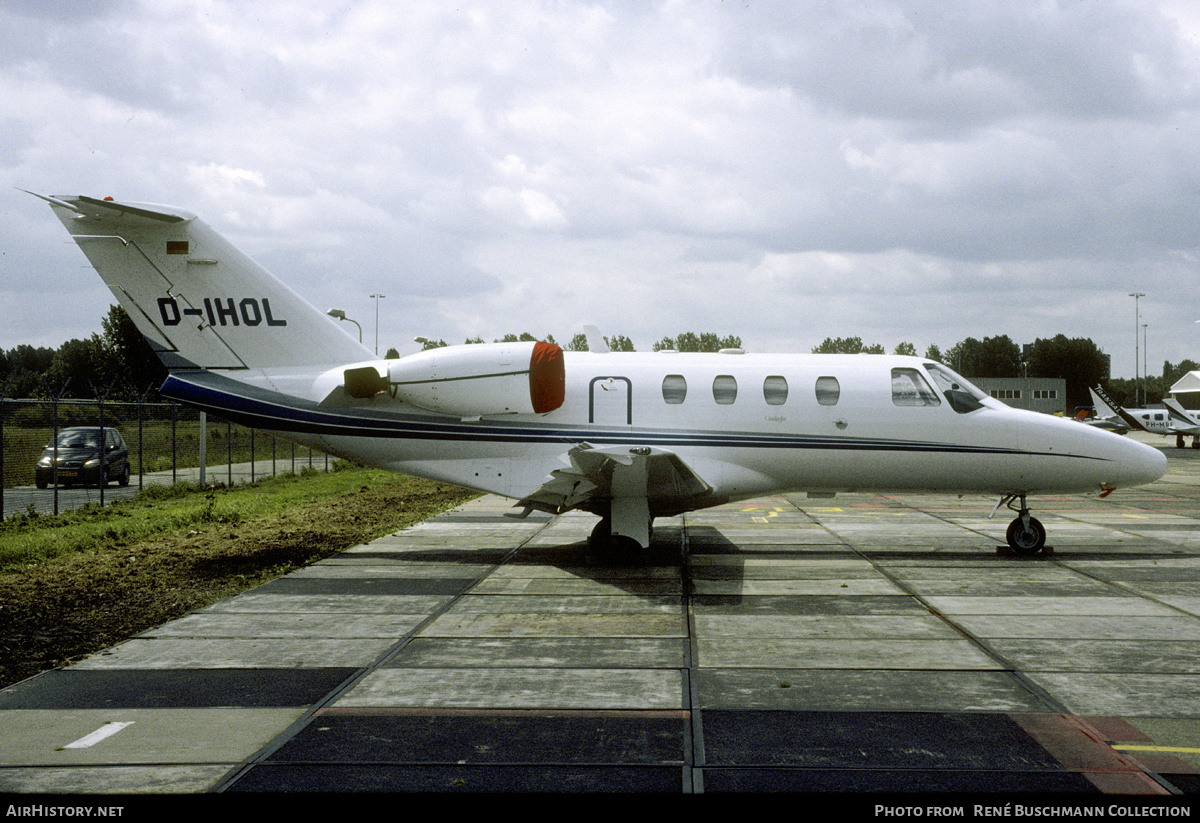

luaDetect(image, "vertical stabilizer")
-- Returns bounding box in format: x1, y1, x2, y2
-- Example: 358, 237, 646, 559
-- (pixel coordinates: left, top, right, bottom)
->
37, 194, 371, 370
1090, 384, 1144, 432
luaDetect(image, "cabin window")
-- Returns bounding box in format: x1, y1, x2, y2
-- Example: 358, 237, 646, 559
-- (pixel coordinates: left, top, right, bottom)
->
763, 375, 788, 405
662, 374, 687, 404
815, 376, 840, 406
713, 375, 737, 405
891, 368, 941, 407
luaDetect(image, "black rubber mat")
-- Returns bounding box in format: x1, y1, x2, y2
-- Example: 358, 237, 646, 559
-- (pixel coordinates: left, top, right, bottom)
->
0, 668, 356, 708
1160, 773, 1200, 794
227, 763, 683, 792
701, 710, 1065, 771
266, 711, 685, 764
695, 710, 1110, 792
700, 767, 1099, 792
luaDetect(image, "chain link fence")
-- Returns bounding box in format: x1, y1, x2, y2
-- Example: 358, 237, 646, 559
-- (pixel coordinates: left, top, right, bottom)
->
1, 394, 329, 520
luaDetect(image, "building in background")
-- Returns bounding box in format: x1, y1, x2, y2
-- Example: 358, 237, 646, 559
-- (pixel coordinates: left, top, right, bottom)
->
971, 377, 1067, 416
1169, 371, 1200, 411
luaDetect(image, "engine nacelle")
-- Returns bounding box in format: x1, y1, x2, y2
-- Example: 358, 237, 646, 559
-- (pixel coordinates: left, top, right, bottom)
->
374, 340, 565, 416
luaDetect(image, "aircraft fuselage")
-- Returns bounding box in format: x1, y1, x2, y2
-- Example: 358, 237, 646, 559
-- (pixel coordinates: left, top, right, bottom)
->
163, 350, 1166, 516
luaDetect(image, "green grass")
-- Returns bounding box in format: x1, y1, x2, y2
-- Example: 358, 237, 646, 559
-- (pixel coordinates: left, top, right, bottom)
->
0, 463, 430, 572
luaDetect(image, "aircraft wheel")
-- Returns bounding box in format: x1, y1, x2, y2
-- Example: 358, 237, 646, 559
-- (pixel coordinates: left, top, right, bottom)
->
1006, 516, 1046, 556
588, 518, 611, 547
587, 519, 641, 560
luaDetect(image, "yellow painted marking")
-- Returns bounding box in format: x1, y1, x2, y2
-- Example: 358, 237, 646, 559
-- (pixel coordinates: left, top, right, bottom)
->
1112, 744, 1200, 754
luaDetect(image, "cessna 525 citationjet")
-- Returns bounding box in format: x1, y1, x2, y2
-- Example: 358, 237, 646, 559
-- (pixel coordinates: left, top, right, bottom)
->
29, 192, 1167, 556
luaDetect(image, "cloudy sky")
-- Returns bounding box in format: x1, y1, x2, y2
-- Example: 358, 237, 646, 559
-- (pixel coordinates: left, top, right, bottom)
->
3, 0, 1198, 379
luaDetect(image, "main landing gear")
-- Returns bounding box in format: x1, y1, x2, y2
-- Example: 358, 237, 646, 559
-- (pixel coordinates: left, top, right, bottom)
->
997, 493, 1046, 556
588, 466, 654, 556
588, 514, 653, 556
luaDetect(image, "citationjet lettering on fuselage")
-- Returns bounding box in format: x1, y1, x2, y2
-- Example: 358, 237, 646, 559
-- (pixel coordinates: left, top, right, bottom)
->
28, 190, 1168, 556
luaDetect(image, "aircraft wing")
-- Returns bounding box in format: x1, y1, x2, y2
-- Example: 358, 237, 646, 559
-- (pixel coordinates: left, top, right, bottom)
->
515, 443, 714, 518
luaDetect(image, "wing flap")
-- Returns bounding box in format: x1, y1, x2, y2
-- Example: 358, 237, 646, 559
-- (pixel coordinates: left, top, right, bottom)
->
516, 442, 714, 517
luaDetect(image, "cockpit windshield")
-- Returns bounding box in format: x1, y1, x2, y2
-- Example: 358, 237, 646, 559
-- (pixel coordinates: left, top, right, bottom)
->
923, 363, 987, 414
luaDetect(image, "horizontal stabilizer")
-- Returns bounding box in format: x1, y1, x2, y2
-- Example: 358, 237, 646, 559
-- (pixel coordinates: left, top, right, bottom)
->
73, 195, 189, 223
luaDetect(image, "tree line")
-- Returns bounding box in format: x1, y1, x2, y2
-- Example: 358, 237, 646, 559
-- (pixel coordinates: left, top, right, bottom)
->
4, 307, 1196, 413
418, 331, 739, 353
1, 307, 168, 401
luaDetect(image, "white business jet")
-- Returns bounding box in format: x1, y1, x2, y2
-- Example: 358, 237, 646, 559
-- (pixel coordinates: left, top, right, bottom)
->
30, 193, 1167, 556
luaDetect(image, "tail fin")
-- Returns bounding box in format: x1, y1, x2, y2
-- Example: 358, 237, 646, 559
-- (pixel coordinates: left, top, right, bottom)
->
1090, 384, 1144, 432
1089, 385, 1120, 418
1163, 397, 1200, 428
32, 193, 370, 370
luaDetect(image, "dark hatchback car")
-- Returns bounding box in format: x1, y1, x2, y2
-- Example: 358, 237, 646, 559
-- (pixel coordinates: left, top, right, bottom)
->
35, 427, 131, 489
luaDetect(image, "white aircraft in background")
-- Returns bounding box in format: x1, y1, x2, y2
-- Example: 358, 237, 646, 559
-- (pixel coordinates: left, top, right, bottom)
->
1162, 398, 1200, 449
29, 192, 1167, 556
1089, 385, 1200, 449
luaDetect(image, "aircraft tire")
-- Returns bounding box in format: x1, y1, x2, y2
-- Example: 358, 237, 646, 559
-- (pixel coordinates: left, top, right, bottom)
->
587, 519, 641, 559
588, 518, 611, 547
1006, 516, 1046, 556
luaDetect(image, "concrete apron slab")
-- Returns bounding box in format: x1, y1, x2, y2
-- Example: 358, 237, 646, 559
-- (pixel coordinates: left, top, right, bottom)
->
2, 445, 1199, 796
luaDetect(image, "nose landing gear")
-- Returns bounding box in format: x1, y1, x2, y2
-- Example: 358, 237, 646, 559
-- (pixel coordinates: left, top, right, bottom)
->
997, 493, 1046, 556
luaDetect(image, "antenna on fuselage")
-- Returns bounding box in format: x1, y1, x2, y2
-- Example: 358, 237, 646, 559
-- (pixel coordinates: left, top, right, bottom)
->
583, 325, 610, 353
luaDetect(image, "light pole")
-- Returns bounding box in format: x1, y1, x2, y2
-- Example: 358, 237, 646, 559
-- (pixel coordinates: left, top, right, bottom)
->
1143, 323, 1148, 401
326, 309, 362, 343
370, 293, 385, 355
1129, 292, 1144, 406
